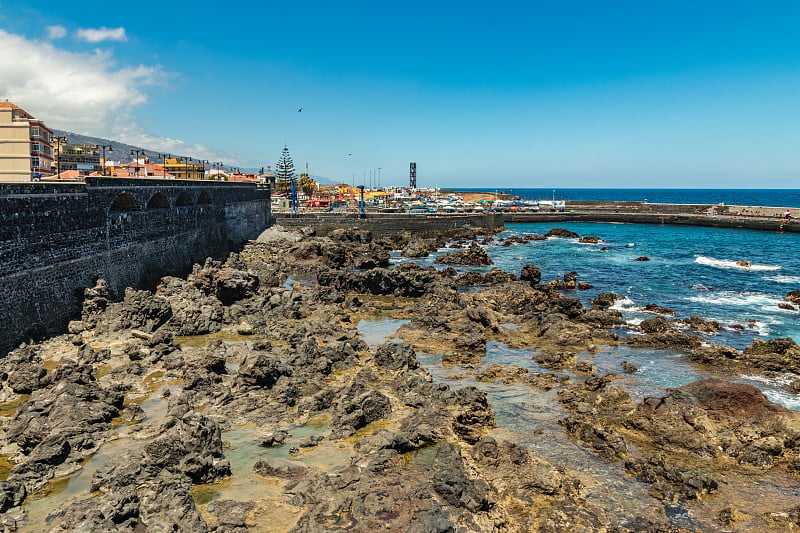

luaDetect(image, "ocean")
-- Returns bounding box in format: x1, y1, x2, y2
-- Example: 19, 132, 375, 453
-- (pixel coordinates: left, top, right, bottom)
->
448, 188, 800, 207
390, 220, 800, 410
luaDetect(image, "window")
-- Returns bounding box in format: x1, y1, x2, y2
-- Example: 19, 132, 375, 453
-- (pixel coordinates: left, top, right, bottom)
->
31, 157, 40, 169
31, 126, 40, 138
31, 142, 41, 154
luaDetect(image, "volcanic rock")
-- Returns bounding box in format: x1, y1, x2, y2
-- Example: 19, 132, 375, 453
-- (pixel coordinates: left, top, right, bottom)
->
434, 243, 493, 266
519, 263, 542, 286
545, 228, 580, 239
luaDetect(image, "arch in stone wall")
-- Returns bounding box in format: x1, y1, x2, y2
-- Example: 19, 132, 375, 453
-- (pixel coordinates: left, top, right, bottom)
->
109, 193, 139, 212
146, 192, 170, 209
198, 191, 213, 204
175, 192, 193, 206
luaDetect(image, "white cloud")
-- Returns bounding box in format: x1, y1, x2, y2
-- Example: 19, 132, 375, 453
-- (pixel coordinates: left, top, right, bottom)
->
75, 26, 127, 43
46, 25, 67, 39
0, 29, 240, 164
111, 119, 241, 165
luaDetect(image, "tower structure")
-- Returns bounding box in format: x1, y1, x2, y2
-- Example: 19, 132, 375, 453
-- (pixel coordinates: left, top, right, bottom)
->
409, 162, 416, 189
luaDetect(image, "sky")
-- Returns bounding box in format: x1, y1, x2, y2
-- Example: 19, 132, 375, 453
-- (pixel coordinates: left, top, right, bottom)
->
1, 0, 799, 188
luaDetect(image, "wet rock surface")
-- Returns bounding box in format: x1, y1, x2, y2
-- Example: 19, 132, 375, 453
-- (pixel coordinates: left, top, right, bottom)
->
0, 224, 798, 532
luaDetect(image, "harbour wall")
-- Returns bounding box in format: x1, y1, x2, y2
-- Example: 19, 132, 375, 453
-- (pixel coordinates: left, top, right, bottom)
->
0, 177, 271, 356
504, 201, 800, 232
274, 202, 800, 235
274, 213, 505, 235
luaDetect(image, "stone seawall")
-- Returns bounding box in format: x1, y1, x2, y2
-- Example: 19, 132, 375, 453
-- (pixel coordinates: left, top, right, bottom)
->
274, 213, 504, 236
0, 178, 270, 356
275, 206, 799, 235
503, 210, 800, 233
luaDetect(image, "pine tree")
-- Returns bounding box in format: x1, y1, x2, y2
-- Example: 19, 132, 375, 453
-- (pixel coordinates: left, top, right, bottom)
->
275, 145, 296, 184
275, 145, 299, 212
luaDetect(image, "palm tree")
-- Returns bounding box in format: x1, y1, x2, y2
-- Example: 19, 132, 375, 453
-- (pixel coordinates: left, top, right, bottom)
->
299, 173, 316, 197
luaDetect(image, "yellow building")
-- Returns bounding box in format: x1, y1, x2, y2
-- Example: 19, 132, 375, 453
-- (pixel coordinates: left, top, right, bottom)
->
163, 157, 205, 180
52, 140, 102, 176
0, 100, 54, 182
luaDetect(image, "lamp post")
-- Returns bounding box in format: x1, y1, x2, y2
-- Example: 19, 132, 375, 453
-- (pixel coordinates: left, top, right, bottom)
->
54, 136, 68, 178
200, 160, 209, 180
156, 153, 169, 178
130, 150, 146, 176
98, 145, 112, 176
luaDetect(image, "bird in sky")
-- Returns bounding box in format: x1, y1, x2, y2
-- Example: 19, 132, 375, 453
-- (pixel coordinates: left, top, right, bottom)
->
297, 107, 303, 112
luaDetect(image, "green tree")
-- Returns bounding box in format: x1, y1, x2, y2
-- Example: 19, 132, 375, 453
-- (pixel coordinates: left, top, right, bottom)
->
275, 145, 296, 192
274, 179, 291, 195
299, 172, 316, 197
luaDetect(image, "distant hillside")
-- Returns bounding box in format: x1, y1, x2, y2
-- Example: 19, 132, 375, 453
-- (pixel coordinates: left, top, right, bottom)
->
51, 129, 234, 171
51, 129, 339, 183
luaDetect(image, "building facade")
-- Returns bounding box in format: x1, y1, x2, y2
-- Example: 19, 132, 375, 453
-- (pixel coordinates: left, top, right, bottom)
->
0, 100, 54, 182
53, 140, 101, 176
164, 157, 205, 180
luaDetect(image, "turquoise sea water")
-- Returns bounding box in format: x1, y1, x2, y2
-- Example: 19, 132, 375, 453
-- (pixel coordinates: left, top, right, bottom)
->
375, 220, 800, 527
448, 188, 800, 207
394, 222, 800, 350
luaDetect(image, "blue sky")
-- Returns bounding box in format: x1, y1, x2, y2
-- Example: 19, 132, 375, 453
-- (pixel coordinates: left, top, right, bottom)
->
1, 0, 799, 187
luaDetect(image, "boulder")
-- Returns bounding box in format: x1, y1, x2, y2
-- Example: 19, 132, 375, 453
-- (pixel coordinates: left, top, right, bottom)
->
519, 264, 542, 286
434, 244, 493, 266
679, 315, 721, 333
253, 457, 308, 478
374, 342, 419, 371
545, 228, 579, 239
785, 290, 800, 304
591, 292, 619, 310
643, 303, 677, 316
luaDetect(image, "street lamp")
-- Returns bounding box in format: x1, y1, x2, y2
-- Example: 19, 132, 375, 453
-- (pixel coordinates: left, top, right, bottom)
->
54, 136, 68, 178
158, 153, 170, 178
200, 160, 209, 180
97, 145, 112, 176
183, 156, 194, 180
130, 150, 147, 176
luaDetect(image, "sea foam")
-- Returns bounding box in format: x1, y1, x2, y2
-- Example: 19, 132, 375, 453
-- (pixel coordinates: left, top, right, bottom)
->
686, 291, 784, 313
610, 296, 637, 311
765, 274, 800, 284
695, 256, 781, 272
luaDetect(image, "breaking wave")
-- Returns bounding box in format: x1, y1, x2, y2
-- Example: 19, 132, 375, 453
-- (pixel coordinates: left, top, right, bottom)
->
695, 256, 781, 272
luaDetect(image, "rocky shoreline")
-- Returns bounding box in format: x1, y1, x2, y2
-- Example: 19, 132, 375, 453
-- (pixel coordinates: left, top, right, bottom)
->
1, 224, 799, 532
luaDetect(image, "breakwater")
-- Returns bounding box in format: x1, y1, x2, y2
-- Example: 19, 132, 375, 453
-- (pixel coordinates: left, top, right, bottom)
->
505, 200, 800, 233
0, 177, 270, 356
275, 212, 505, 235
275, 201, 800, 235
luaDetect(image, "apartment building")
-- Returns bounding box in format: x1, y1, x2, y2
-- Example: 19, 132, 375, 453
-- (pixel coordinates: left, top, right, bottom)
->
0, 100, 55, 181
52, 139, 102, 176
163, 157, 205, 180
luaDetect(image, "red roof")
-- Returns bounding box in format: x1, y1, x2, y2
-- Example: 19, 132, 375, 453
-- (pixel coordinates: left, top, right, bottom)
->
52, 170, 81, 180
0, 101, 33, 118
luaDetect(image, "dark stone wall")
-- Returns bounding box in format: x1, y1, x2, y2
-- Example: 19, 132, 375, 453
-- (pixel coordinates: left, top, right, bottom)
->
0, 178, 270, 355
274, 213, 504, 236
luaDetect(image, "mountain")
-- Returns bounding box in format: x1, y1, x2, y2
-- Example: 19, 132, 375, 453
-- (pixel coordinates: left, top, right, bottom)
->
51, 129, 339, 183
51, 129, 234, 171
